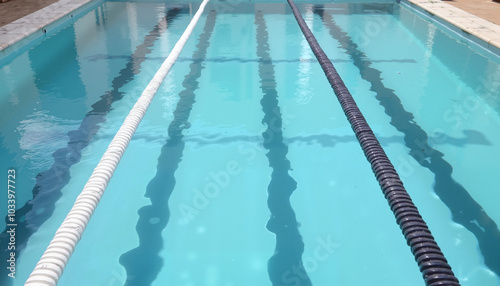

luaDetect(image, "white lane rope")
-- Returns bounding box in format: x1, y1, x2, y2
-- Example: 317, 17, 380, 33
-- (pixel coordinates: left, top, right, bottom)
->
25, 0, 210, 284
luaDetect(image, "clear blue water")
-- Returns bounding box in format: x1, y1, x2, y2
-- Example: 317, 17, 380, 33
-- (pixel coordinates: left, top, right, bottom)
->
1, 1, 500, 285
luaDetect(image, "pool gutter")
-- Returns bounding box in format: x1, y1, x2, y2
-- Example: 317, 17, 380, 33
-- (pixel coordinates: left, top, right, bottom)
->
402, 0, 500, 55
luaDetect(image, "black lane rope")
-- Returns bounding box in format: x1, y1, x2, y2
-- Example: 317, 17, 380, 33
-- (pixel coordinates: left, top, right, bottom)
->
119, 10, 217, 286
314, 5, 500, 278
255, 11, 312, 286
0, 7, 182, 284
287, 1, 460, 285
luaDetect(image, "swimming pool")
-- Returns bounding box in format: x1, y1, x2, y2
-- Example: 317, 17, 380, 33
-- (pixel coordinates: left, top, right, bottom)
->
1, 0, 500, 285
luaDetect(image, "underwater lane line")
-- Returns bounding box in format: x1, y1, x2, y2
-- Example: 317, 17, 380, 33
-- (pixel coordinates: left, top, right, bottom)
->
118, 9, 217, 286
255, 10, 313, 286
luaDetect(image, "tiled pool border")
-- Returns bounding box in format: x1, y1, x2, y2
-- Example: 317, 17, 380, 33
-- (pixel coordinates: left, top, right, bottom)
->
0, 0, 499, 61
0, 0, 103, 61
403, 0, 500, 56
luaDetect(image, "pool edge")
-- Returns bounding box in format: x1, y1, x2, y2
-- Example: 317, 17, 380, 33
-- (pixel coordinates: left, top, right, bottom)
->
0, 0, 103, 61
403, 0, 500, 56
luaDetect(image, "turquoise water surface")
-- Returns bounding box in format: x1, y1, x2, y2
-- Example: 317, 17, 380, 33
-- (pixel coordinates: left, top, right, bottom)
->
1, 1, 500, 285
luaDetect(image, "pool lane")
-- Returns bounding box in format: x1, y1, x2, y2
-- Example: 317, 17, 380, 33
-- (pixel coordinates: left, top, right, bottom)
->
313, 5, 500, 279
0, 5, 183, 285
119, 9, 217, 286
255, 10, 312, 286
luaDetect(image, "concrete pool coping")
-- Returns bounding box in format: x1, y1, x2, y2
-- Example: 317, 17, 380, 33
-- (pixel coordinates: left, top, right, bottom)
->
404, 0, 500, 55
0, 0, 499, 58
0, 0, 97, 59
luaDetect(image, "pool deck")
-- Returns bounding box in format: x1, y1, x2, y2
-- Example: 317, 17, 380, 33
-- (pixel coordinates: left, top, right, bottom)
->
0, 0, 499, 55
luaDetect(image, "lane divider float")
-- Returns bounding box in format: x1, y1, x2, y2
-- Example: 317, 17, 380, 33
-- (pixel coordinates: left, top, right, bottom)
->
25, 0, 210, 284
286, 1, 461, 285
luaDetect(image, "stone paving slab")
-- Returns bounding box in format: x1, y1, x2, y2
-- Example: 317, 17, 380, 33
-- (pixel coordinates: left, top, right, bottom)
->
446, 0, 500, 26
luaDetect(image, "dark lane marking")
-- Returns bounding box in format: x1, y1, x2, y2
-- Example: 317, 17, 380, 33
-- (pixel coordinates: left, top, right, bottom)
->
119, 10, 217, 286
255, 11, 312, 286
